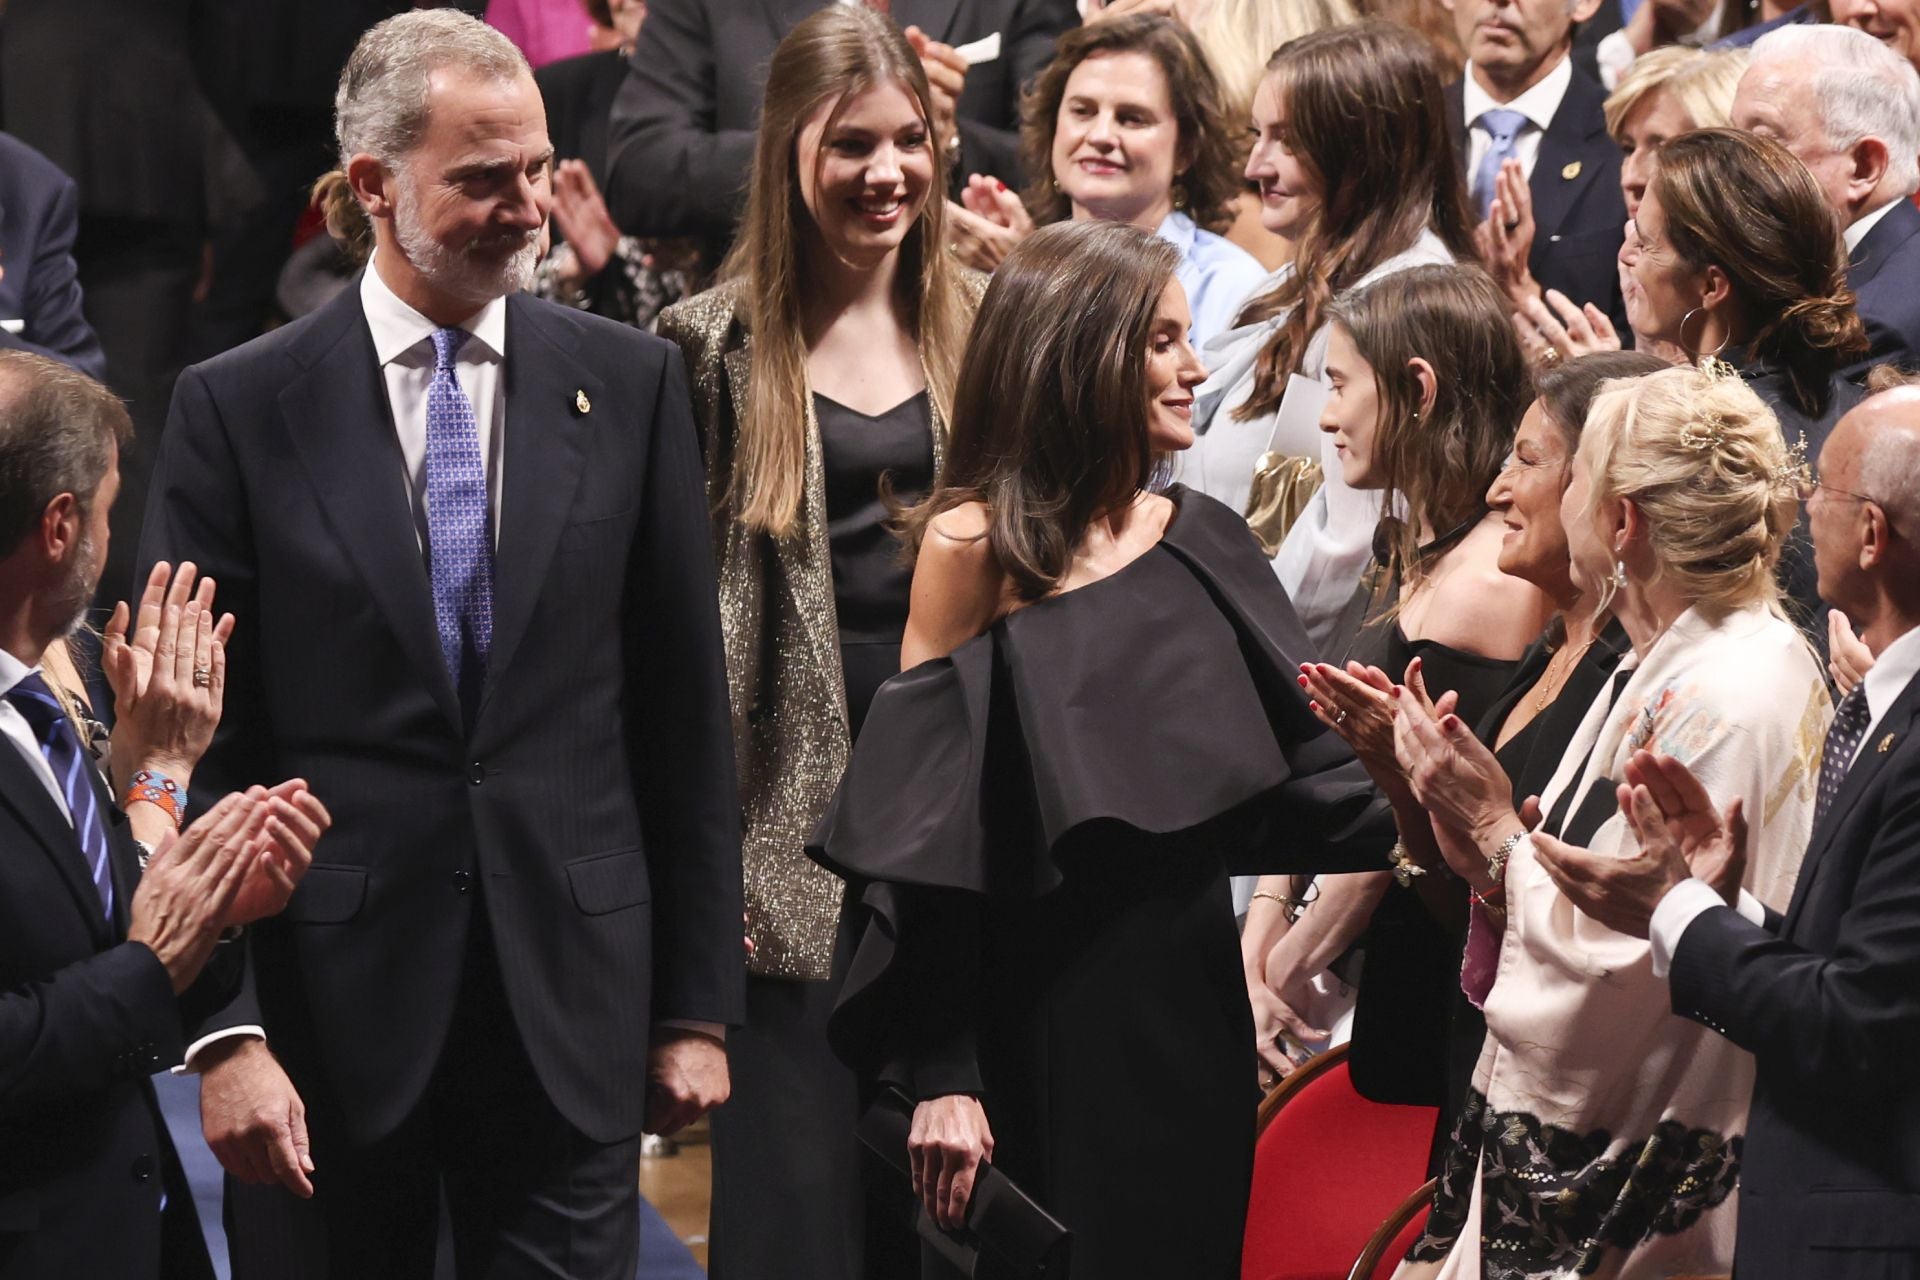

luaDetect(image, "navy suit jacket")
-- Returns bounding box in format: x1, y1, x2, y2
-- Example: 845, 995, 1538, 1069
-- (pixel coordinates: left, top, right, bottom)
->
1669, 663, 1920, 1279
1846, 197, 1920, 381
605, 0, 1078, 243
138, 282, 745, 1146
0, 133, 105, 380
1449, 67, 1629, 339
0, 736, 221, 1279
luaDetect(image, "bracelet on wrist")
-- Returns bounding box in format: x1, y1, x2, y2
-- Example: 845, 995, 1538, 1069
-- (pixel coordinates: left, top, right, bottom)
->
1485, 829, 1526, 886
127, 768, 187, 830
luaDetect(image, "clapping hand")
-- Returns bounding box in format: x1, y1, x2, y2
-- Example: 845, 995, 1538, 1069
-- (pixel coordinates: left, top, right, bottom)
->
904, 26, 967, 148
105, 561, 235, 798
1828, 609, 1874, 696
550, 158, 623, 280
1514, 289, 1621, 366
1476, 160, 1539, 308
222, 779, 331, 926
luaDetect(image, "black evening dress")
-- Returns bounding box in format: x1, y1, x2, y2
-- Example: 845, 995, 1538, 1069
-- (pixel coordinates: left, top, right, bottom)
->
819, 391, 933, 735
808, 486, 1393, 1279
707, 393, 933, 1280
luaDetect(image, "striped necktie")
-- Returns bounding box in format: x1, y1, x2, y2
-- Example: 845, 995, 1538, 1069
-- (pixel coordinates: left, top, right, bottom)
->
7, 671, 113, 920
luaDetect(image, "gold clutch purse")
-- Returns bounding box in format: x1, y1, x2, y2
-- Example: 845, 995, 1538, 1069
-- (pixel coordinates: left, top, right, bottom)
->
1244, 452, 1324, 557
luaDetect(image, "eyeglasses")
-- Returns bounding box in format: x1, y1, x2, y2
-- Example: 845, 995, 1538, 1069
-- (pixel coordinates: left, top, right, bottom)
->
1795, 472, 1881, 507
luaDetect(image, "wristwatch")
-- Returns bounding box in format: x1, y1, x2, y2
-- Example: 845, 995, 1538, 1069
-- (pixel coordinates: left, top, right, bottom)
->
1486, 830, 1527, 886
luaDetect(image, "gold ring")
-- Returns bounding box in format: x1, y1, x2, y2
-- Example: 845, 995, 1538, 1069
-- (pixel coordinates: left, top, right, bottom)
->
193, 667, 212, 688
1536, 346, 1561, 367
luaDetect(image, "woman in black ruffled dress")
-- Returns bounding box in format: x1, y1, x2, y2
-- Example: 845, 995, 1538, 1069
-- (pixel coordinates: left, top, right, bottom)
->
806, 219, 1396, 1277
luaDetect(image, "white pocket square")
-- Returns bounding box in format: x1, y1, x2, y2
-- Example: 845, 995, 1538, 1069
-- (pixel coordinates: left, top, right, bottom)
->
0, 320, 23, 334
954, 31, 1001, 66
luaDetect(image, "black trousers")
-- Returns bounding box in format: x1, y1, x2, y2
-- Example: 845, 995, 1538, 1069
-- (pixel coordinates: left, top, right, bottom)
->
226, 920, 643, 1280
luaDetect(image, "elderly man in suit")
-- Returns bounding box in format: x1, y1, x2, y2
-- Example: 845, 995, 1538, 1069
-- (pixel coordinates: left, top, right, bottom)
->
604, 0, 1078, 250
1444, 0, 1630, 337
0, 349, 324, 1279
139, 10, 744, 1278
1535, 384, 1920, 1280
1734, 25, 1920, 380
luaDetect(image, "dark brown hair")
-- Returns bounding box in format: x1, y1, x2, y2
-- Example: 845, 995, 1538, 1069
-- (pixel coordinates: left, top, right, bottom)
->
1325, 264, 1529, 591
900, 220, 1181, 601
1535, 350, 1674, 444
1232, 21, 1474, 423
717, 5, 971, 537
1652, 128, 1868, 418
1017, 14, 1242, 234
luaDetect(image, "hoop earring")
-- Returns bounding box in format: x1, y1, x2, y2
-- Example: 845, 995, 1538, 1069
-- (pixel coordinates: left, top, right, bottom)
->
1677, 305, 1731, 365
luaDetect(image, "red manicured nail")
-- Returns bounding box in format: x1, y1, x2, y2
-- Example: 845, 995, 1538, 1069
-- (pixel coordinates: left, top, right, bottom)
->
995, 179, 1007, 191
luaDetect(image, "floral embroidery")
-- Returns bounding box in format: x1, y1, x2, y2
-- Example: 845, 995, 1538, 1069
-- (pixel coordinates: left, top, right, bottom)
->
1410, 1088, 1742, 1278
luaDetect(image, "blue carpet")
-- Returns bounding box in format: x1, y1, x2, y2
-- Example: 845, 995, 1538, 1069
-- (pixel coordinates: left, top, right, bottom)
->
154, 1073, 705, 1279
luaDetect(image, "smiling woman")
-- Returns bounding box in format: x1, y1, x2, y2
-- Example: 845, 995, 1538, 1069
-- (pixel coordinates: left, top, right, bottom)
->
652, 8, 984, 1276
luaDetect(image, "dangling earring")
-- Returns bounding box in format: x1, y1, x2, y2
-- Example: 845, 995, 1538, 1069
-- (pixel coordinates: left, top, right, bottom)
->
1172, 181, 1188, 211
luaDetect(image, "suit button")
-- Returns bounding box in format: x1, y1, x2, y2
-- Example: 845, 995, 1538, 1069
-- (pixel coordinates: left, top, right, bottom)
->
130, 1154, 154, 1182
467, 762, 484, 786
452, 869, 472, 893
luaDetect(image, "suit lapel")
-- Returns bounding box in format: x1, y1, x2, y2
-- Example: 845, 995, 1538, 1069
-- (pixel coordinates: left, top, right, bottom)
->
1529, 73, 1609, 244
477, 297, 598, 714
1783, 674, 1920, 931
280, 287, 464, 735
0, 744, 112, 946
1849, 199, 1920, 290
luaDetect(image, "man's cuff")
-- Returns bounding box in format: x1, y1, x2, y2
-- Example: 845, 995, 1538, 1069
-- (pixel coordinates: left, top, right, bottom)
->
174, 1025, 265, 1074
656, 1019, 726, 1044
1649, 879, 1728, 979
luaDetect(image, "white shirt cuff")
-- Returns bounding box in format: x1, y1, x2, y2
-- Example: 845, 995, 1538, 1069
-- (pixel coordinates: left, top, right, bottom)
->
656, 1018, 726, 1043
174, 1025, 266, 1074
1650, 880, 1763, 978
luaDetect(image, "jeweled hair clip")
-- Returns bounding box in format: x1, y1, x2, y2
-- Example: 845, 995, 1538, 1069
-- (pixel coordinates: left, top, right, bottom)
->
1679, 408, 1730, 451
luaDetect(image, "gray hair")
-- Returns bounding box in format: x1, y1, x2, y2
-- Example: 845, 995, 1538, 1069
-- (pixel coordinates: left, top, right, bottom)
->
0, 352, 131, 553
1751, 24, 1920, 197
334, 9, 530, 171
1855, 394, 1920, 534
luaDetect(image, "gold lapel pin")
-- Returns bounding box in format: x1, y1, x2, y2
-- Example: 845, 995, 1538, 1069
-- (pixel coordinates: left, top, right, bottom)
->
1561, 160, 1582, 181
575, 389, 591, 415
1878, 733, 1897, 753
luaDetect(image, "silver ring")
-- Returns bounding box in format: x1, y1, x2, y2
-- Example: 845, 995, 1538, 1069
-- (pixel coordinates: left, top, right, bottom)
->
192, 667, 212, 688
1335, 708, 1349, 725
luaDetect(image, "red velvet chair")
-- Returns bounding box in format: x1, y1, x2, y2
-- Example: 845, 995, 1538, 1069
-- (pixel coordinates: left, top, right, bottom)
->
1240, 1044, 1439, 1280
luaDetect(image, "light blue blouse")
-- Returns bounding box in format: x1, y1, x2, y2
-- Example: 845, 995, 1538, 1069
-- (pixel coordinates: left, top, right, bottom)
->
1158, 211, 1268, 350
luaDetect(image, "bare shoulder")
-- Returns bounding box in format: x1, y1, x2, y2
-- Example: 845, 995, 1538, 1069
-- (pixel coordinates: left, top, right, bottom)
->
1412, 517, 1551, 659
903, 502, 1007, 668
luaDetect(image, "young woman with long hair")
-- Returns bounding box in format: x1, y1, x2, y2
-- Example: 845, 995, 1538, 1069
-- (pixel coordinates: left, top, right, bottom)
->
1180, 19, 1475, 650
654, 8, 979, 1276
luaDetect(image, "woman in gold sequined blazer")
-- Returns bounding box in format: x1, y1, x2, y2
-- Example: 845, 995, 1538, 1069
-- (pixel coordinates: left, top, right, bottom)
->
654, 8, 983, 1278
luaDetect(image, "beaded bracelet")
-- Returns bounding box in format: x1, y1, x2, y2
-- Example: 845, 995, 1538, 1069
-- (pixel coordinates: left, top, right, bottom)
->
127, 769, 187, 830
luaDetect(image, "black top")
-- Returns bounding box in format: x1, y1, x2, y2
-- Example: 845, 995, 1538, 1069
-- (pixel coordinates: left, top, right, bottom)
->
1478, 616, 1635, 805
816, 391, 934, 736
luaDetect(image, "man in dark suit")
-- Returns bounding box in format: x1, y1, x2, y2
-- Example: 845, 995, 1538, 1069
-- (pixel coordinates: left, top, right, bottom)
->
1734, 25, 1920, 380
0, 134, 105, 381
0, 349, 323, 1278
140, 11, 744, 1277
604, 0, 1078, 248
1535, 385, 1920, 1279
1443, 0, 1629, 336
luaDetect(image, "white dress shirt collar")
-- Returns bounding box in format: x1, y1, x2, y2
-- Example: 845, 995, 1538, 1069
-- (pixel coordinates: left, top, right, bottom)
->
1845, 197, 1902, 256
0, 645, 35, 700
1463, 52, 1575, 134
1860, 621, 1920, 743
360, 253, 508, 368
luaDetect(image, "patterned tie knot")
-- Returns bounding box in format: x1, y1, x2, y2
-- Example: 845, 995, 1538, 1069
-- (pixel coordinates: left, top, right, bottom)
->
1477, 108, 1528, 147
6, 671, 66, 738
431, 326, 470, 374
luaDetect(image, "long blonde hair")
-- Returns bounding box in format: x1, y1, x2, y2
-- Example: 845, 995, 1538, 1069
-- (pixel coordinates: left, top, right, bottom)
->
718, 6, 973, 537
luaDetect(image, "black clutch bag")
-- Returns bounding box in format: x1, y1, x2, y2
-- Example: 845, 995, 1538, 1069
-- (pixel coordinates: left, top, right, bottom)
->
857, 1087, 1073, 1280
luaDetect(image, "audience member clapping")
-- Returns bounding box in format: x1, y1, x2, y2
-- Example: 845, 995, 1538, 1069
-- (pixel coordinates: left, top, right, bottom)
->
947, 15, 1266, 346
1393, 364, 1827, 1279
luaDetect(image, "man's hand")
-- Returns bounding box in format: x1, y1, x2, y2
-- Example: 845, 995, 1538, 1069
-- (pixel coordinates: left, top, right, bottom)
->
223, 780, 330, 927
1532, 779, 1708, 937
644, 1030, 729, 1137
909, 1093, 993, 1230
199, 1036, 313, 1198
127, 790, 271, 993
903, 26, 967, 146
1828, 609, 1875, 696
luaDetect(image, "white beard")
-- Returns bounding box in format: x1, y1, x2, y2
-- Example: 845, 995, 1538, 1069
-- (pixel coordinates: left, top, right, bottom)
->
393, 177, 542, 306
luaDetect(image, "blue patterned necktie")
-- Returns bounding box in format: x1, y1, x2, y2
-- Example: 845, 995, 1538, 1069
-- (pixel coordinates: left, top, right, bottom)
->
1814, 684, 1871, 828
7, 671, 113, 920
1472, 108, 1530, 222
426, 327, 495, 716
